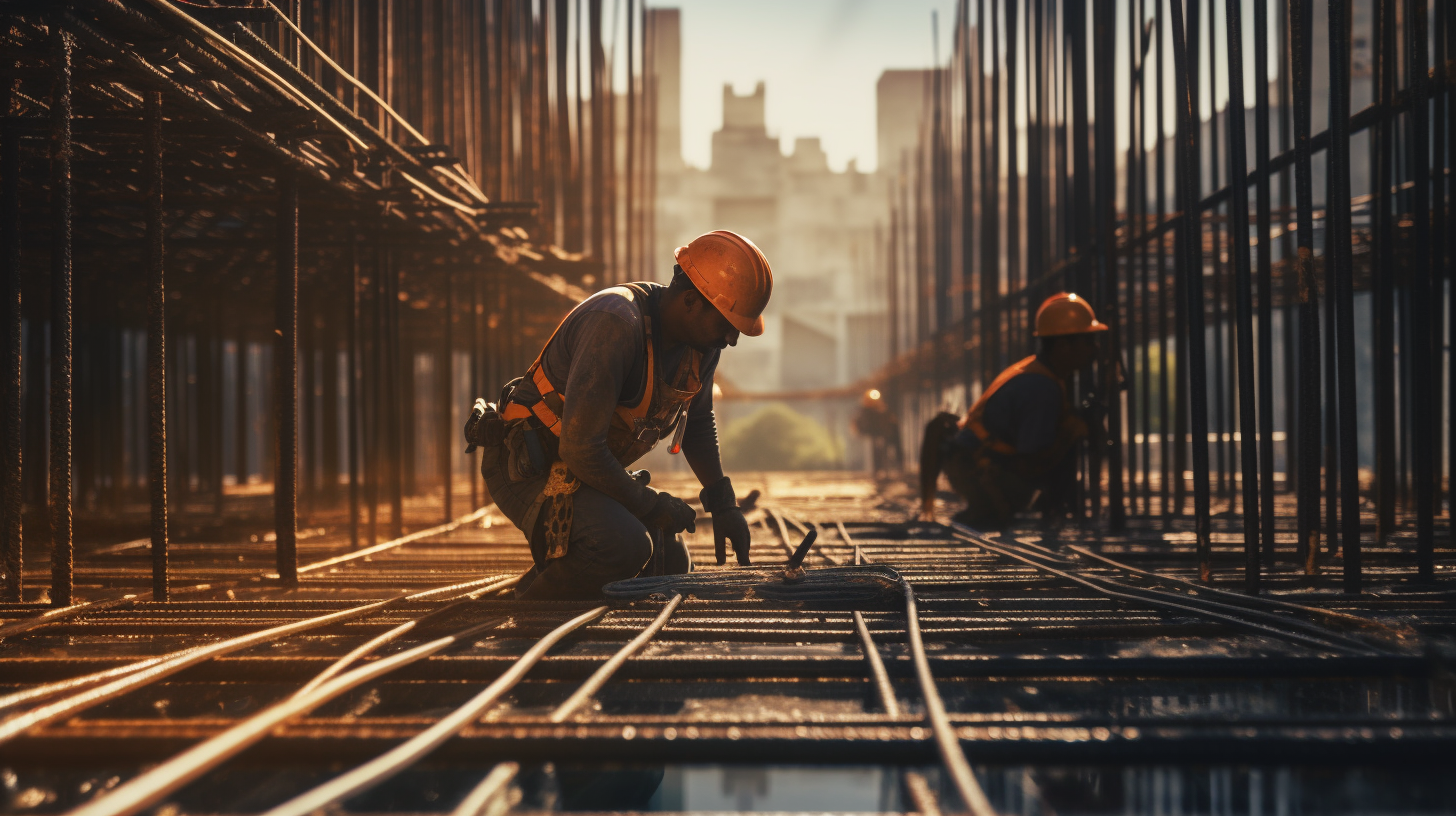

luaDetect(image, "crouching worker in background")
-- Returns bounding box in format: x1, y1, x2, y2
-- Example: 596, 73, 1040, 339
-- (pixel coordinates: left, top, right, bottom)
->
919, 293, 1107, 531
465, 231, 772, 600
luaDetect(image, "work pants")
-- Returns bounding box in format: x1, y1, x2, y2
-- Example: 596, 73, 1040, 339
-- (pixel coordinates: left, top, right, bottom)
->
942, 440, 1076, 530
482, 444, 690, 600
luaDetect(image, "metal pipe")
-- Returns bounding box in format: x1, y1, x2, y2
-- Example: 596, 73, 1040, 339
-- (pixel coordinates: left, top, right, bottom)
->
49, 27, 74, 608
275, 164, 299, 586
144, 90, 168, 603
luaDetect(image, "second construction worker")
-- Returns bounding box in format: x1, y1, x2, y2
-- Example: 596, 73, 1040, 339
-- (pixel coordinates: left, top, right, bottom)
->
919, 292, 1106, 530
467, 230, 772, 600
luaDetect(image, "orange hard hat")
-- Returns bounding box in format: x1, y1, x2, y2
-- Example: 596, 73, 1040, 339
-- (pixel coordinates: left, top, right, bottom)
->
673, 230, 773, 337
1034, 292, 1110, 337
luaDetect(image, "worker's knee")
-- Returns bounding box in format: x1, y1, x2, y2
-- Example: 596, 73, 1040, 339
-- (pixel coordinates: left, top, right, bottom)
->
569, 489, 652, 580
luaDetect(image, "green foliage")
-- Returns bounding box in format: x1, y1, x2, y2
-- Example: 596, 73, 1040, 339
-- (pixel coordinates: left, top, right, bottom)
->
720, 403, 844, 471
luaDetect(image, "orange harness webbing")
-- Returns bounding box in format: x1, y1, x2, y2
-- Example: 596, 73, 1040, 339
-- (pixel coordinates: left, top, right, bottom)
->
500, 287, 660, 437
960, 355, 1065, 456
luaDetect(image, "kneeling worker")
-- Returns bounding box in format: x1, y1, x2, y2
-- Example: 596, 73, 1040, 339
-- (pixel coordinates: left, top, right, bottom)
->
471, 230, 772, 599
920, 293, 1106, 529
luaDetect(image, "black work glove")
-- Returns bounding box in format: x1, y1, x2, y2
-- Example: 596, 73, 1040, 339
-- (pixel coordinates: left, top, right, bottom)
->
639, 491, 697, 537
701, 477, 752, 566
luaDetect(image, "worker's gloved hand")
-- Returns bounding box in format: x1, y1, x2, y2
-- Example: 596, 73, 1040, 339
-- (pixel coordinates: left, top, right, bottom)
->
701, 477, 752, 566
640, 491, 697, 537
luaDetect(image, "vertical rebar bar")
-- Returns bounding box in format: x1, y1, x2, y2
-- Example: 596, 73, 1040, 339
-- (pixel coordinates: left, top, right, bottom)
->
49, 28, 74, 608
275, 165, 299, 586
1406, 0, 1434, 581
348, 239, 360, 550
1, 60, 21, 603
1221, 0, 1263, 592
1171, 0, 1214, 581
1327, 0, 1361, 594
1252, 0, 1276, 569
144, 91, 168, 602
1289, 0, 1321, 573
442, 270, 453, 522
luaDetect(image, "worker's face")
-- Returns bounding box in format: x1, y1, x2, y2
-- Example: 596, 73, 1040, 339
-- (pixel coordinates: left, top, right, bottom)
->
684, 290, 741, 353
1066, 333, 1101, 369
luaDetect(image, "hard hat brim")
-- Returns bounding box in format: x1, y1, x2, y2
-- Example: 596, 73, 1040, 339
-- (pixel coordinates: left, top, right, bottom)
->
726, 308, 764, 337
1035, 321, 1110, 338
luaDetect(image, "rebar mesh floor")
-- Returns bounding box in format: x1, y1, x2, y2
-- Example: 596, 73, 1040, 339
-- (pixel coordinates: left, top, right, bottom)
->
2, 473, 1453, 815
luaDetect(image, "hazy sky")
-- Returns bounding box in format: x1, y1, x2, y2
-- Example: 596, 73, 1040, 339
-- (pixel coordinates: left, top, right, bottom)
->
666, 0, 958, 173
647, 0, 1277, 173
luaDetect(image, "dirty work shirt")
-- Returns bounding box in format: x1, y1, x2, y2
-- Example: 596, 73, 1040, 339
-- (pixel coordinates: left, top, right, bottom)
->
955, 360, 1062, 458
510, 282, 721, 518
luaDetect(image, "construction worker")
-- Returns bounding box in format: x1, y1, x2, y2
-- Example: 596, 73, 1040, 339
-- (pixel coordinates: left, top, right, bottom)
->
919, 292, 1106, 530
467, 230, 772, 600
853, 389, 903, 477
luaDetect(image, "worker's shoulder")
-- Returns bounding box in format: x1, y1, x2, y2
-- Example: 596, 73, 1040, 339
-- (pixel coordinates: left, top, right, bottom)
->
570, 285, 652, 329
573, 283, 658, 327
997, 368, 1062, 402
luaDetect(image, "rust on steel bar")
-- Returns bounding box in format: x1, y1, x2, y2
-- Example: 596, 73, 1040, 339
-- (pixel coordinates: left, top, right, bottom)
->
260, 606, 610, 816
144, 90, 168, 603
275, 162, 299, 586
1221, 0, 1263, 593
49, 25, 75, 608
1169, 0, 1213, 582
1, 54, 20, 603
1327, 0, 1361, 594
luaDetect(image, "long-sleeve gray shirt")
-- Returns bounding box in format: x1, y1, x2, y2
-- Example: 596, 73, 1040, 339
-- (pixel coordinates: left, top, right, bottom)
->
511, 283, 721, 517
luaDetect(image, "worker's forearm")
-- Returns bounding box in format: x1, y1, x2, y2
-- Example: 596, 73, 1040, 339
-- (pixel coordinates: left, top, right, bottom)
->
683, 446, 726, 489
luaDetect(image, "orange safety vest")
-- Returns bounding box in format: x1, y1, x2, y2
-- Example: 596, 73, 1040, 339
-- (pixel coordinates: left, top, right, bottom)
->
959, 355, 1067, 456
502, 285, 703, 467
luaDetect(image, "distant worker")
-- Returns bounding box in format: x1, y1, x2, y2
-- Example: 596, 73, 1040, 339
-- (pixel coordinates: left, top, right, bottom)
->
919, 292, 1106, 530
853, 389, 903, 477
466, 230, 771, 599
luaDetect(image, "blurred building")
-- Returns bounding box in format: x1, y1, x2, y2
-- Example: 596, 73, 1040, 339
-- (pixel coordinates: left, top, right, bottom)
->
651, 10, 889, 394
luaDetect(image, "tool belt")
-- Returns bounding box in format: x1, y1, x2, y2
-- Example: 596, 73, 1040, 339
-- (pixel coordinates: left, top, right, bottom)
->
464, 379, 578, 562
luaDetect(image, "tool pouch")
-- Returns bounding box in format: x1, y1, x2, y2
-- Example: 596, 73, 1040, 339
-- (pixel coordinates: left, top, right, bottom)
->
503, 420, 546, 482
463, 398, 506, 452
